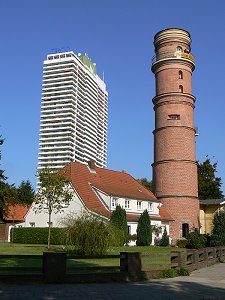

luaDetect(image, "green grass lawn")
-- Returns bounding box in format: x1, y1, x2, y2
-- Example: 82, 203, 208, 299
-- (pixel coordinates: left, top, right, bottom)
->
0, 243, 177, 255
0, 243, 64, 255
0, 243, 182, 272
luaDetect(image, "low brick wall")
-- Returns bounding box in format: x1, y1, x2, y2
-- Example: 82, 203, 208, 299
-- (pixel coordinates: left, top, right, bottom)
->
171, 246, 225, 271
0, 252, 143, 283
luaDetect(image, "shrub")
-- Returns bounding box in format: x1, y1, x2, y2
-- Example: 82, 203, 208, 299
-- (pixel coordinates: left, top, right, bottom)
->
128, 234, 137, 242
210, 211, 225, 246
158, 268, 189, 279
186, 232, 207, 249
11, 227, 64, 245
110, 206, 128, 245
176, 239, 188, 248
62, 212, 116, 255
136, 209, 152, 246
178, 268, 190, 276
160, 228, 169, 246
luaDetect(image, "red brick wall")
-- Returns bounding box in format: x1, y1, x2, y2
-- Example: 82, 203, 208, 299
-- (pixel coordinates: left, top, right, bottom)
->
156, 66, 192, 95
162, 197, 200, 239
152, 29, 199, 240
0, 223, 10, 241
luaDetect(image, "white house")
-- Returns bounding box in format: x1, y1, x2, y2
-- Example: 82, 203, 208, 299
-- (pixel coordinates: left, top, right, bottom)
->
23, 161, 173, 244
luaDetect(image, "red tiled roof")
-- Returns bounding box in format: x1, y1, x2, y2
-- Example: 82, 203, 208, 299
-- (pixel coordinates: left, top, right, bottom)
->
5, 203, 30, 221
63, 162, 172, 222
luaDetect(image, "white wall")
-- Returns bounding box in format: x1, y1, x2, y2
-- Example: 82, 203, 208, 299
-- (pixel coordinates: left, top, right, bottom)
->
110, 196, 159, 215
23, 190, 85, 228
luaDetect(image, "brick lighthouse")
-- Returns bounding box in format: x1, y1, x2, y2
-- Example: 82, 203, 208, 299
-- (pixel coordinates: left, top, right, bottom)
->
151, 28, 200, 241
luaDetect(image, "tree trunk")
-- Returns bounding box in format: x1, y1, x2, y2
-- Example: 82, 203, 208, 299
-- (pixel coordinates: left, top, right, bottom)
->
48, 211, 52, 250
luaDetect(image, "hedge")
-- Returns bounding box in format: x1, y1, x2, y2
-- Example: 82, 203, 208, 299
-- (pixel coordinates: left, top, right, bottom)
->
11, 227, 66, 245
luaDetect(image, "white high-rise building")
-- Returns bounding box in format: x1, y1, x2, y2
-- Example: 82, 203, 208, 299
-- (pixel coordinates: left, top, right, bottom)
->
38, 51, 108, 171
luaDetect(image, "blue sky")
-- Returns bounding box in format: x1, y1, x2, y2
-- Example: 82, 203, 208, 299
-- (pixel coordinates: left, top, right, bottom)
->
0, 0, 225, 193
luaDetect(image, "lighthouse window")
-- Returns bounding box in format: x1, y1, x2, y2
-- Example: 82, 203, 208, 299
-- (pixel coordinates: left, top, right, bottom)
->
177, 46, 182, 52
179, 71, 183, 79
179, 85, 183, 93
168, 115, 180, 120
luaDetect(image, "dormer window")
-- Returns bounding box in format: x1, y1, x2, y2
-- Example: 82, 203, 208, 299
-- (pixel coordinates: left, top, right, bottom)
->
168, 114, 180, 120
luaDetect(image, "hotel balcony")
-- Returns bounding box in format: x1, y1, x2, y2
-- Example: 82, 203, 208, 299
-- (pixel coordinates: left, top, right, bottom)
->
152, 51, 195, 69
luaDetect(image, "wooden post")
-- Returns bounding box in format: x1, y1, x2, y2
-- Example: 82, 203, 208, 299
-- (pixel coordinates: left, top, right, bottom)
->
43, 252, 67, 283
193, 250, 199, 270
177, 251, 186, 269
120, 252, 142, 280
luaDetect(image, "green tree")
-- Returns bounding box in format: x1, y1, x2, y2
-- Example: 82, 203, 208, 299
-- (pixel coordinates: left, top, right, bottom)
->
0, 136, 6, 182
137, 178, 153, 192
0, 136, 16, 214
198, 157, 224, 200
210, 210, 225, 246
160, 227, 169, 246
35, 168, 73, 249
17, 180, 35, 206
0, 135, 21, 224
110, 205, 128, 245
136, 209, 152, 246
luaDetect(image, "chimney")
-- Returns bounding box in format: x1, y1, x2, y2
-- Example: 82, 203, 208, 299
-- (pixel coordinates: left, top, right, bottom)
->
88, 160, 96, 171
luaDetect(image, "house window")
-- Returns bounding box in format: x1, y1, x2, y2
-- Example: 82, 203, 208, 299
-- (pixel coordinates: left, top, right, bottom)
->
29, 222, 35, 228
137, 201, 142, 210
148, 202, 153, 211
168, 114, 180, 120
112, 197, 118, 208
179, 71, 183, 79
125, 200, 130, 209
179, 85, 183, 93
128, 225, 131, 234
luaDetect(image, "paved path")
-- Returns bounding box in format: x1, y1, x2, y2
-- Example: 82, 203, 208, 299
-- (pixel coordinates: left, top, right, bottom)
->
0, 263, 225, 299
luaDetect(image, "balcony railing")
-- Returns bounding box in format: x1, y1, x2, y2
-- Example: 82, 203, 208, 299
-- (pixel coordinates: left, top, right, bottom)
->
152, 51, 195, 65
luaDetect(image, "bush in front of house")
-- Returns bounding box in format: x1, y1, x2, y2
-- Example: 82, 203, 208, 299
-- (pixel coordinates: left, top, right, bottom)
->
210, 210, 225, 246
185, 232, 207, 249
136, 209, 152, 246
176, 239, 188, 248
110, 206, 128, 245
128, 234, 137, 242
62, 212, 117, 255
160, 227, 169, 246
11, 227, 65, 245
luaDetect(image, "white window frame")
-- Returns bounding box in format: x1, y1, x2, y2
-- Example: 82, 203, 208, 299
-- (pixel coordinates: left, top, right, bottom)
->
137, 201, 142, 210
112, 197, 118, 208
148, 202, 153, 211
125, 199, 130, 209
